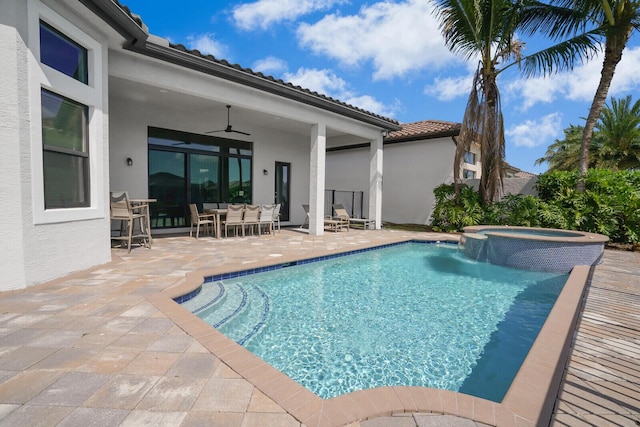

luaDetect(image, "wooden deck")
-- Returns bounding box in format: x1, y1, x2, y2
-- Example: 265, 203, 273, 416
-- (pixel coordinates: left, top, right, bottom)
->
551, 250, 640, 426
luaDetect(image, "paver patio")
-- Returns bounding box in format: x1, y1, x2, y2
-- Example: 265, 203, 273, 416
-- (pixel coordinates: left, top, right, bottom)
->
0, 229, 638, 426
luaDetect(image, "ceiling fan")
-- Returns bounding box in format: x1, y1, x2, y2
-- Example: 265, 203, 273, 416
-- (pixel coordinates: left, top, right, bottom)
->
206, 105, 251, 136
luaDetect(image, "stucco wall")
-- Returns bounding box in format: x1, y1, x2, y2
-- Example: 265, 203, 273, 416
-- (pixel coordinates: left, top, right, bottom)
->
0, 0, 111, 291
0, 0, 29, 289
326, 137, 456, 225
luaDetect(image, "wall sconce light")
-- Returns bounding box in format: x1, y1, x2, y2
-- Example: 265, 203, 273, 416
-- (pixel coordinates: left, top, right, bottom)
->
263, 169, 268, 175
381, 130, 389, 137
126, 157, 133, 166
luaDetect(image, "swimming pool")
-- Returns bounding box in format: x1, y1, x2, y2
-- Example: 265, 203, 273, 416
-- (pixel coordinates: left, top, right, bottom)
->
179, 242, 567, 402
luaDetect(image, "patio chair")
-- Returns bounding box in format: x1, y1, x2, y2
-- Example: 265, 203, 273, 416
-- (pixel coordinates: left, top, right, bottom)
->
110, 191, 150, 252
243, 205, 261, 236
223, 204, 245, 237
272, 203, 281, 232
333, 204, 374, 230
189, 204, 215, 239
301, 204, 310, 229
259, 204, 276, 235
326, 204, 349, 232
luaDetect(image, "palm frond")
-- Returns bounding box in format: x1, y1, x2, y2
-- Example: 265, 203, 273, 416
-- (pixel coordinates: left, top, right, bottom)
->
518, 30, 603, 77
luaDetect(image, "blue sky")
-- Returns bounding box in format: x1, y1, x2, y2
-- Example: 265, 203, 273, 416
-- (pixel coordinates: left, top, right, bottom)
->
121, 0, 640, 174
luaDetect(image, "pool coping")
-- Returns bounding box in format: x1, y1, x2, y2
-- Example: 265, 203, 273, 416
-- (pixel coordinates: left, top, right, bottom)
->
146, 237, 591, 426
463, 225, 609, 244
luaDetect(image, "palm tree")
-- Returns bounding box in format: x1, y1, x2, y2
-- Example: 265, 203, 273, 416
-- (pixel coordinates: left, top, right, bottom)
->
596, 95, 640, 169
435, 0, 526, 202
535, 124, 589, 171
434, 0, 599, 202
571, 0, 640, 183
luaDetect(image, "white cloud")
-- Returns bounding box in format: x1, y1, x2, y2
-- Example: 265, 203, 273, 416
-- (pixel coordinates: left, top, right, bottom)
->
506, 113, 563, 148
283, 67, 398, 117
506, 45, 640, 110
296, 0, 458, 80
186, 33, 227, 58
424, 75, 473, 101
252, 56, 288, 74
233, 0, 346, 31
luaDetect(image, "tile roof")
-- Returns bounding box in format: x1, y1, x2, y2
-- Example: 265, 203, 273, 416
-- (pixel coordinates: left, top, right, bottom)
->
386, 120, 461, 141
110, 1, 400, 128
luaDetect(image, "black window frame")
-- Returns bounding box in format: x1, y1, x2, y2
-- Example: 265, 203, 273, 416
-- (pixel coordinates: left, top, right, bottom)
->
39, 20, 89, 85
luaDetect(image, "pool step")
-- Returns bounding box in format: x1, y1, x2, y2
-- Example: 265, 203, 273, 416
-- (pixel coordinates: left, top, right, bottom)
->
183, 281, 270, 345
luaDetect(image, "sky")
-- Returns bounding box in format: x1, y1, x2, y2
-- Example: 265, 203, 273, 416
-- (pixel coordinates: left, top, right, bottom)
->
120, 0, 640, 174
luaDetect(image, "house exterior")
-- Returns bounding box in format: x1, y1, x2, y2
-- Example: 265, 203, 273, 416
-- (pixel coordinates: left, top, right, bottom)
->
1, 0, 401, 291
326, 120, 481, 224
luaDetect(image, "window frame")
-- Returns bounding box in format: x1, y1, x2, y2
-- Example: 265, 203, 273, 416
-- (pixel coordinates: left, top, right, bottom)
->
28, 0, 105, 224
463, 151, 476, 165
41, 88, 90, 209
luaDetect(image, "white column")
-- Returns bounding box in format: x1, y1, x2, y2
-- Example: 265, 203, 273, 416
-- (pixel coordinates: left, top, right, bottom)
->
309, 123, 326, 235
368, 134, 383, 229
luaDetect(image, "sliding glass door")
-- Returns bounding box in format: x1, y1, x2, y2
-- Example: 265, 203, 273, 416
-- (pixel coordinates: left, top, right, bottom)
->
148, 127, 252, 229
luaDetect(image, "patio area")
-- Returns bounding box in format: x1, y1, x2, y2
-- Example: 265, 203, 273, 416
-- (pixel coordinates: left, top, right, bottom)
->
0, 228, 638, 426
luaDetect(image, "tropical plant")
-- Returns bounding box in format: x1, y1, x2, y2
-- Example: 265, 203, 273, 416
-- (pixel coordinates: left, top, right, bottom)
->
430, 183, 484, 232
535, 124, 590, 171
536, 96, 640, 171
595, 95, 640, 170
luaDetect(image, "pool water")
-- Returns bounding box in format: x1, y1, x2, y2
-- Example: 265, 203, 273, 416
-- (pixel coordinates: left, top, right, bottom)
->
182, 243, 567, 401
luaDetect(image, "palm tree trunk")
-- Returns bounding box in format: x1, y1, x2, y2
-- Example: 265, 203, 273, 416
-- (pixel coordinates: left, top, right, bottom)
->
578, 30, 632, 189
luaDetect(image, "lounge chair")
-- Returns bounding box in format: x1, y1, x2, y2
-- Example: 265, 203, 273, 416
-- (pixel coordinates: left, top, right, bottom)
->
333, 204, 375, 230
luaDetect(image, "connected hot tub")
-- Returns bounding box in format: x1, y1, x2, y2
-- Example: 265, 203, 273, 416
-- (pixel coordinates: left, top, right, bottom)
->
459, 225, 609, 273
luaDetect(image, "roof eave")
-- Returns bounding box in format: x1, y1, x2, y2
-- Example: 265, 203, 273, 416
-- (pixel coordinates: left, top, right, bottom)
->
128, 41, 402, 130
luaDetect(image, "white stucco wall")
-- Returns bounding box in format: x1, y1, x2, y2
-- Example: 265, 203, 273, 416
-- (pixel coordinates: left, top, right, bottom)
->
326, 137, 456, 225
0, 0, 111, 291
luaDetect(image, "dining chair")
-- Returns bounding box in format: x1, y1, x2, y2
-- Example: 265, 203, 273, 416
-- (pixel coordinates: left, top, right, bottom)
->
223, 204, 244, 237
242, 205, 261, 236
110, 191, 150, 252
189, 204, 215, 239
258, 204, 275, 235
272, 203, 281, 232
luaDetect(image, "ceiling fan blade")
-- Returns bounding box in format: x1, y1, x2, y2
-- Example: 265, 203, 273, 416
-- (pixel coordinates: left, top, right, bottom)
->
204, 105, 250, 136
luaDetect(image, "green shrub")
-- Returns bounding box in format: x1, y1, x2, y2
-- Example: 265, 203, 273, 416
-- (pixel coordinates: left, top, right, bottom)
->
430, 169, 640, 244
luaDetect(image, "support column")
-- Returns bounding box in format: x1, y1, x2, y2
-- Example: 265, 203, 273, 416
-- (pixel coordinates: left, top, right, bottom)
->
309, 123, 326, 235
368, 134, 383, 229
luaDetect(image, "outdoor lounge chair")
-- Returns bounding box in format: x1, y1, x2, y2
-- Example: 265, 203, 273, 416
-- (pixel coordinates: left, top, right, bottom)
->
189, 203, 215, 239
333, 204, 375, 230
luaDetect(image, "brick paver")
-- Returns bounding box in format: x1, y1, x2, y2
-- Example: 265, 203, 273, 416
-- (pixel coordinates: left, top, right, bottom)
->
0, 229, 638, 426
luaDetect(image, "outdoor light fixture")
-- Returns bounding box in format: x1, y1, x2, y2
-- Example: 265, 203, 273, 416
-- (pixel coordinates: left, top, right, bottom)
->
263, 169, 268, 175
126, 157, 133, 166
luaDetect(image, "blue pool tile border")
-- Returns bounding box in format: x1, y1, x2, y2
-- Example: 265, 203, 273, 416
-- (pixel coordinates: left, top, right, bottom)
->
174, 240, 456, 304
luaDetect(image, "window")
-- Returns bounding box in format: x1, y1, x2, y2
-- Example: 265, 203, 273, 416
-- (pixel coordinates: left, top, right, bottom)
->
41, 89, 89, 208
148, 128, 253, 228
463, 169, 476, 179
40, 20, 88, 84
463, 151, 476, 165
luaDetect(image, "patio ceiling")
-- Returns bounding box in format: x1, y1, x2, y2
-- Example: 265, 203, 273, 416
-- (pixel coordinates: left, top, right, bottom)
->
109, 76, 372, 147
